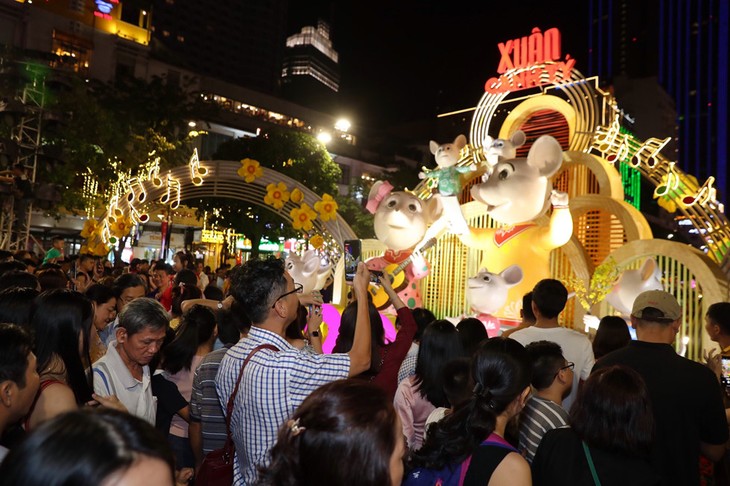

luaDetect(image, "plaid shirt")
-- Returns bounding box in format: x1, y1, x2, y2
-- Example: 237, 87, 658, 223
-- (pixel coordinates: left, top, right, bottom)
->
216, 326, 350, 485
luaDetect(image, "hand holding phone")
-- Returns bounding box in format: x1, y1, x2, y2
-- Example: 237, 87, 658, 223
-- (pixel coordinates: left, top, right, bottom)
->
344, 239, 361, 283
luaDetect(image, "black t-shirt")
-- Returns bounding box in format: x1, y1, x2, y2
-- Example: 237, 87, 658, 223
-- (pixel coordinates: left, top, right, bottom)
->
532, 427, 661, 486
593, 341, 729, 486
152, 373, 188, 435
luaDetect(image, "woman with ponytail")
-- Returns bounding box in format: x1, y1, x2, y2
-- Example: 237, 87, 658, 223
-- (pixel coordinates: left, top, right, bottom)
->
404, 337, 532, 486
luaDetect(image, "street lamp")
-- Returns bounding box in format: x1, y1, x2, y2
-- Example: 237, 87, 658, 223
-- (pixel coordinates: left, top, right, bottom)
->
317, 131, 332, 144
334, 118, 351, 132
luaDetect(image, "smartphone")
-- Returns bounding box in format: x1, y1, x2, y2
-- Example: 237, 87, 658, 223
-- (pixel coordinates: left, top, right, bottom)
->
370, 270, 384, 284
344, 239, 361, 282
721, 357, 730, 388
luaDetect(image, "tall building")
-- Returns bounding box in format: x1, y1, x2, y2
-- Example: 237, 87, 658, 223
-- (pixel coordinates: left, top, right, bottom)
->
150, 0, 287, 94
588, 0, 730, 202
280, 20, 340, 111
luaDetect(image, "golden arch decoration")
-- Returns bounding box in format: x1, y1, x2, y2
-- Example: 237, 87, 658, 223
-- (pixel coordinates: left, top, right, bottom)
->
498, 95, 577, 144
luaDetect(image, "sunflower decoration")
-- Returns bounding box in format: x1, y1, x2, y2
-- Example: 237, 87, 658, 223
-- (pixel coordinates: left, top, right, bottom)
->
290, 187, 304, 204
264, 182, 290, 209
309, 234, 325, 249
314, 193, 338, 222
290, 203, 317, 231
80, 219, 98, 239
238, 158, 263, 183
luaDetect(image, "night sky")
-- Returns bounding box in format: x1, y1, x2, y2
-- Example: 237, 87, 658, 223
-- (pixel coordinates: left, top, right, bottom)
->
288, 1, 589, 129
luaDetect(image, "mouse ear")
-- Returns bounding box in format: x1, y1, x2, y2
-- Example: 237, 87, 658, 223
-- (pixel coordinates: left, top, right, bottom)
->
510, 130, 526, 147
500, 264, 524, 286
429, 140, 439, 155
526, 135, 563, 177
453, 134, 467, 150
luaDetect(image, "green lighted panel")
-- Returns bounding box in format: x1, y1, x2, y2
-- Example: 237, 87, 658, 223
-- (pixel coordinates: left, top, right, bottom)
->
618, 127, 641, 210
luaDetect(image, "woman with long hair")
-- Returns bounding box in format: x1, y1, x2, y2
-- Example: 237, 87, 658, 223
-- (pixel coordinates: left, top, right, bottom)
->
84, 284, 117, 363
25, 289, 122, 430
160, 305, 217, 469
532, 365, 659, 485
333, 276, 418, 399
394, 319, 467, 450
170, 269, 202, 329
0, 408, 178, 486
592, 316, 631, 360
258, 380, 406, 486
405, 337, 532, 485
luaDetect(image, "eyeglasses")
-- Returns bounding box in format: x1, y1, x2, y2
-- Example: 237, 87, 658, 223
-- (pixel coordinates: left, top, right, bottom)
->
555, 362, 575, 378
272, 282, 303, 308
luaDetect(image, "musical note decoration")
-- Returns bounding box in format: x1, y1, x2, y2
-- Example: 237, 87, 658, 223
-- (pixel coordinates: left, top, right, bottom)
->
653, 162, 680, 198
189, 149, 208, 186
629, 137, 670, 169
160, 173, 181, 210
681, 176, 717, 207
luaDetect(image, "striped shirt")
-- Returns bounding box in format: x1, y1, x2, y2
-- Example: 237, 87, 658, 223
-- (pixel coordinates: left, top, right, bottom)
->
190, 346, 231, 454
215, 326, 350, 485
519, 395, 569, 463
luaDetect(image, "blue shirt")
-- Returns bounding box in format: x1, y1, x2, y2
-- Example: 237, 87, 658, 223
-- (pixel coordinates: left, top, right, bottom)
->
215, 326, 350, 485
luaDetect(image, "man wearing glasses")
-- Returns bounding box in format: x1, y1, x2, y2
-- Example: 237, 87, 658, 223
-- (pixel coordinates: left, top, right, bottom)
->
508, 279, 594, 411
519, 341, 574, 463
216, 257, 372, 486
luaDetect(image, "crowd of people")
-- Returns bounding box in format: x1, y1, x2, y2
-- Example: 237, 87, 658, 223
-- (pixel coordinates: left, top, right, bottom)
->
0, 243, 729, 486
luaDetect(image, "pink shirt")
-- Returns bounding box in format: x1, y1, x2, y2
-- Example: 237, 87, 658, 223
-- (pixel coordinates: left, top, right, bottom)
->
166, 354, 204, 438
394, 375, 436, 450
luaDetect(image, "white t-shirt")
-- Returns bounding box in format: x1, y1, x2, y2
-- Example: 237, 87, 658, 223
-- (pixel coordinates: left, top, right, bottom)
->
508, 326, 595, 411
92, 340, 157, 425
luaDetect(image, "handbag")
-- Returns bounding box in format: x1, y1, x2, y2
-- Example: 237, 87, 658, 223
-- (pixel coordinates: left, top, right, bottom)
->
196, 343, 279, 486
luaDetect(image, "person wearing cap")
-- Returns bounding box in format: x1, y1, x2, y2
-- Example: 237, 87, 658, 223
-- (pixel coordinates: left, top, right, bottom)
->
594, 290, 728, 486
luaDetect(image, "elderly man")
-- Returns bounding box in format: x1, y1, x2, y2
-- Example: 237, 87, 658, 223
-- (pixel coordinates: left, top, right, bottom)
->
216, 258, 372, 485
594, 290, 728, 486
92, 298, 168, 424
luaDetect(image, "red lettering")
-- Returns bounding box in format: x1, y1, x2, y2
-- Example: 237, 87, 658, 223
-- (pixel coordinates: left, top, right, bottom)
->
528, 28, 544, 64
544, 63, 560, 81
497, 41, 514, 74
544, 28, 561, 61
559, 55, 576, 81
484, 77, 501, 93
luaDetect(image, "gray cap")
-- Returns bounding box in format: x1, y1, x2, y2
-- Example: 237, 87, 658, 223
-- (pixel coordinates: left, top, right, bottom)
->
631, 290, 681, 321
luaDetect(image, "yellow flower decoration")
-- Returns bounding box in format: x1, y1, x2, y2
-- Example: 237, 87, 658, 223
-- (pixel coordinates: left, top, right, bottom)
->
264, 182, 290, 209
314, 193, 338, 221
290, 188, 304, 204
310, 234, 324, 249
110, 217, 133, 239
290, 203, 317, 231
238, 158, 263, 183
80, 219, 97, 239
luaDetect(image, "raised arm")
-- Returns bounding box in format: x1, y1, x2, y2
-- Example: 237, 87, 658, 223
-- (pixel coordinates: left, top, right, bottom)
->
347, 262, 372, 377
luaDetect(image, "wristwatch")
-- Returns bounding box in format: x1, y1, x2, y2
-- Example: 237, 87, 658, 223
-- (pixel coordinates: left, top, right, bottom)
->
217, 301, 223, 309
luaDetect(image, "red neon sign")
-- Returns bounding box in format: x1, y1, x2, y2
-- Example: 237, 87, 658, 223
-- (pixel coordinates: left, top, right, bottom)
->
484, 27, 576, 95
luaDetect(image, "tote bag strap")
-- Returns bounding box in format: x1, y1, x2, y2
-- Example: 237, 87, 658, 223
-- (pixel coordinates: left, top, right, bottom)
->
582, 441, 602, 486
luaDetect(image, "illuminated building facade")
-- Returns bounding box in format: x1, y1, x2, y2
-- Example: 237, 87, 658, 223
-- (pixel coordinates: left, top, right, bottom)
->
149, 0, 287, 94
281, 20, 340, 111
588, 0, 730, 203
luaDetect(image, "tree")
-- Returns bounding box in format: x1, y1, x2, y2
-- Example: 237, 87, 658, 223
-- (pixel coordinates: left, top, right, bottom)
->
192, 128, 342, 259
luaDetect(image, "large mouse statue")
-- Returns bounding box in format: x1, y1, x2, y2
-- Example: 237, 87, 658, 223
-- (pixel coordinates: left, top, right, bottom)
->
419, 135, 475, 235
455, 134, 573, 324
365, 180, 441, 312
482, 130, 526, 172
286, 250, 332, 296
466, 265, 523, 337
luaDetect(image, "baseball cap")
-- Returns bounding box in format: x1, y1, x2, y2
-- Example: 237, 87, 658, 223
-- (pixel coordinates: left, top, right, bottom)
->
631, 290, 681, 321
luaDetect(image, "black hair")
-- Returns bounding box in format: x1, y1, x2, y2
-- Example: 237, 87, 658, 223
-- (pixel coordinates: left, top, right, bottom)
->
571, 365, 654, 457
412, 307, 437, 341
203, 284, 224, 301
412, 337, 531, 470
0, 287, 39, 327
171, 281, 202, 318
593, 316, 631, 359
0, 260, 27, 276
228, 258, 287, 324
532, 279, 568, 319
162, 305, 216, 374
456, 318, 489, 356
30, 289, 94, 405
112, 273, 147, 297
0, 250, 12, 262
174, 251, 195, 271
84, 283, 116, 306
258, 380, 398, 486
118, 298, 169, 337
525, 340, 566, 390
216, 306, 249, 345
707, 302, 730, 336
442, 357, 473, 409
414, 320, 467, 408
173, 269, 198, 287
155, 263, 174, 275
333, 300, 384, 376
51, 235, 64, 243
0, 408, 175, 486
37, 268, 69, 291
0, 270, 38, 292
78, 254, 95, 264
522, 292, 536, 322
0, 323, 34, 387
129, 258, 141, 269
